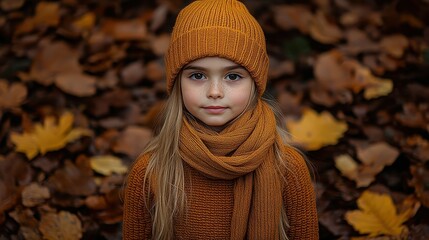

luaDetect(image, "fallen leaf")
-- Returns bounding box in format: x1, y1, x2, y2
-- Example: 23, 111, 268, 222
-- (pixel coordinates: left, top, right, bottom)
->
48, 159, 96, 196
0, 80, 27, 109
151, 33, 171, 56
21, 182, 50, 207
14, 1, 60, 35
85, 195, 108, 210
72, 12, 96, 32
380, 34, 409, 58
23, 40, 81, 86
286, 108, 348, 151
395, 103, 427, 129
409, 164, 429, 207
9, 207, 41, 240
101, 18, 147, 41
112, 126, 152, 158
1, 0, 25, 11
10, 112, 92, 160
335, 154, 359, 180
309, 11, 343, 44
345, 191, 410, 237
356, 142, 399, 167
120, 61, 145, 86
55, 72, 97, 97
33, 2, 60, 27
89, 155, 128, 176
271, 5, 313, 33
39, 211, 82, 240
146, 60, 165, 82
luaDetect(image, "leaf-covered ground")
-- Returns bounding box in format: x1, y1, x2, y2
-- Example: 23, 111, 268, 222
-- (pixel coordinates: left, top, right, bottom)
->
0, 0, 428, 239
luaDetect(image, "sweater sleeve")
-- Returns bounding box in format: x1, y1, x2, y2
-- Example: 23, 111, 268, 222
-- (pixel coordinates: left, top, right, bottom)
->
282, 147, 319, 239
123, 154, 153, 239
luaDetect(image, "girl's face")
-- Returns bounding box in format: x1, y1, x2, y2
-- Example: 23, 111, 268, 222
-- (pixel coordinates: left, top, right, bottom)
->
181, 57, 254, 129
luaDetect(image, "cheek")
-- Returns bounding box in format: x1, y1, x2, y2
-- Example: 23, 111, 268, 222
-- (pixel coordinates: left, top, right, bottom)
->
229, 83, 253, 107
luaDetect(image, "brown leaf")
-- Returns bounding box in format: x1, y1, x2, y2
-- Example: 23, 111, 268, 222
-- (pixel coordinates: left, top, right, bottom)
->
21, 182, 50, 207
96, 70, 119, 89
24, 40, 81, 85
112, 126, 152, 158
409, 164, 429, 207
0, 80, 27, 109
47, 160, 96, 196
356, 142, 399, 166
151, 33, 171, 56
401, 135, 429, 163
0, 154, 33, 224
272, 5, 313, 33
395, 103, 427, 129
309, 11, 343, 44
340, 28, 379, 55
39, 211, 82, 240
120, 61, 145, 86
101, 18, 147, 41
146, 60, 165, 82
268, 59, 295, 79
9, 207, 41, 240
14, 2, 60, 36
1, 0, 25, 11
85, 195, 108, 210
55, 72, 97, 97
380, 34, 409, 58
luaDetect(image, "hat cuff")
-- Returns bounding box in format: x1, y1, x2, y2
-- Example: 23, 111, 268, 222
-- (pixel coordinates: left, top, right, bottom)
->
165, 26, 269, 96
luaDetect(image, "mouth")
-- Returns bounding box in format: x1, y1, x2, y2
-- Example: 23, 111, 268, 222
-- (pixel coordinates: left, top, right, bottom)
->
202, 106, 227, 114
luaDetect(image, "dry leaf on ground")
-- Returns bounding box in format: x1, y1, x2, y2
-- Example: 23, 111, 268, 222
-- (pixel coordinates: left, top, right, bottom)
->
55, 72, 97, 97
345, 191, 411, 237
10, 112, 92, 160
21, 182, 50, 207
20, 40, 81, 86
286, 108, 348, 151
89, 155, 128, 176
39, 211, 82, 240
112, 126, 153, 158
0, 80, 27, 109
48, 159, 96, 196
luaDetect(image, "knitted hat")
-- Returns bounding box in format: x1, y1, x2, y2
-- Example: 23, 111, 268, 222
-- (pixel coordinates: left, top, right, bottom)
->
165, 0, 269, 96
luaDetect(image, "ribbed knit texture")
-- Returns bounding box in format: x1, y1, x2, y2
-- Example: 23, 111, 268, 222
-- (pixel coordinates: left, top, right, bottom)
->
165, 0, 269, 96
123, 135, 320, 239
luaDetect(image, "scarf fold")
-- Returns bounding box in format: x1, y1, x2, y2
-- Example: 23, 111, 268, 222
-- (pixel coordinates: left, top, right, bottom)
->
179, 100, 283, 239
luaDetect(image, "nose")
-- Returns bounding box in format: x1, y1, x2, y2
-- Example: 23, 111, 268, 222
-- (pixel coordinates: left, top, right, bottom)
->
207, 80, 224, 99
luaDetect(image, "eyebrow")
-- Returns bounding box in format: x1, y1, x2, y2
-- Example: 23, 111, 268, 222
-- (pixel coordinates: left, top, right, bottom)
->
182, 64, 246, 71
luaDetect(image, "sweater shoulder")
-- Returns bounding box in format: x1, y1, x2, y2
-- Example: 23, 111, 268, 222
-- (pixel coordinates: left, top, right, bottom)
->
280, 145, 311, 174
126, 153, 152, 186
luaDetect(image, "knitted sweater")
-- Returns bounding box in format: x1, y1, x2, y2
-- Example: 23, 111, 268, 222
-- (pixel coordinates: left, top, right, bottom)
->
123, 146, 319, 239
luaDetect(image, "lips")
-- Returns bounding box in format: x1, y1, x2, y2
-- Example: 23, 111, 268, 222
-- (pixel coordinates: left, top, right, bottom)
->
202, 106, 227, 114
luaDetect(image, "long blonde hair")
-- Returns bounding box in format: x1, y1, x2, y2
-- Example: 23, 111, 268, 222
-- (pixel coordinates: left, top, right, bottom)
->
138, 76, 295, 239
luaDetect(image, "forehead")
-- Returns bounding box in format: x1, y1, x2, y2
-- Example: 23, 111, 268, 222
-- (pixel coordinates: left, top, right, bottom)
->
183, 57, 246, 71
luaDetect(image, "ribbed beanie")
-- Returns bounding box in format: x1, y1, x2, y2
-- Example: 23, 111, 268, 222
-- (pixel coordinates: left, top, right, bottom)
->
165, 0, 269, 96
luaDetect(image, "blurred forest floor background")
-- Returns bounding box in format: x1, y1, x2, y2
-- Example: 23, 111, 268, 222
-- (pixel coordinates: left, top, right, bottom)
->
0, 0, 428, 239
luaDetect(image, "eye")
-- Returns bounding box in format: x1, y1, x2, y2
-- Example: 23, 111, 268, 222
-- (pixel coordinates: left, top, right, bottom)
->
226, 73, 242, 81
189, 73, 206, 80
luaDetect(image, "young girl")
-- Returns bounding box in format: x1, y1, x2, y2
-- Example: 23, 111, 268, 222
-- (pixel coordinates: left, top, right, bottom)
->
123, 0, 319, 239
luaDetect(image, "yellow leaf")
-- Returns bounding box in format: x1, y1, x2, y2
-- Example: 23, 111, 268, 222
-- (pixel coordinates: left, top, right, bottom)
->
286, 108, 348, 150
345, 191, 409, 237
10, 112, 92, 160
364, 78, 393, 100
72, 12, 96, 31
10, 132, 38, 159
89, 155, 128, 176
335, 154, 358, 180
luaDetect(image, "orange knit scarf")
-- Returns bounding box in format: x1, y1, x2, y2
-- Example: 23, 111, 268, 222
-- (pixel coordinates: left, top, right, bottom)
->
179, 100, 283, 239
